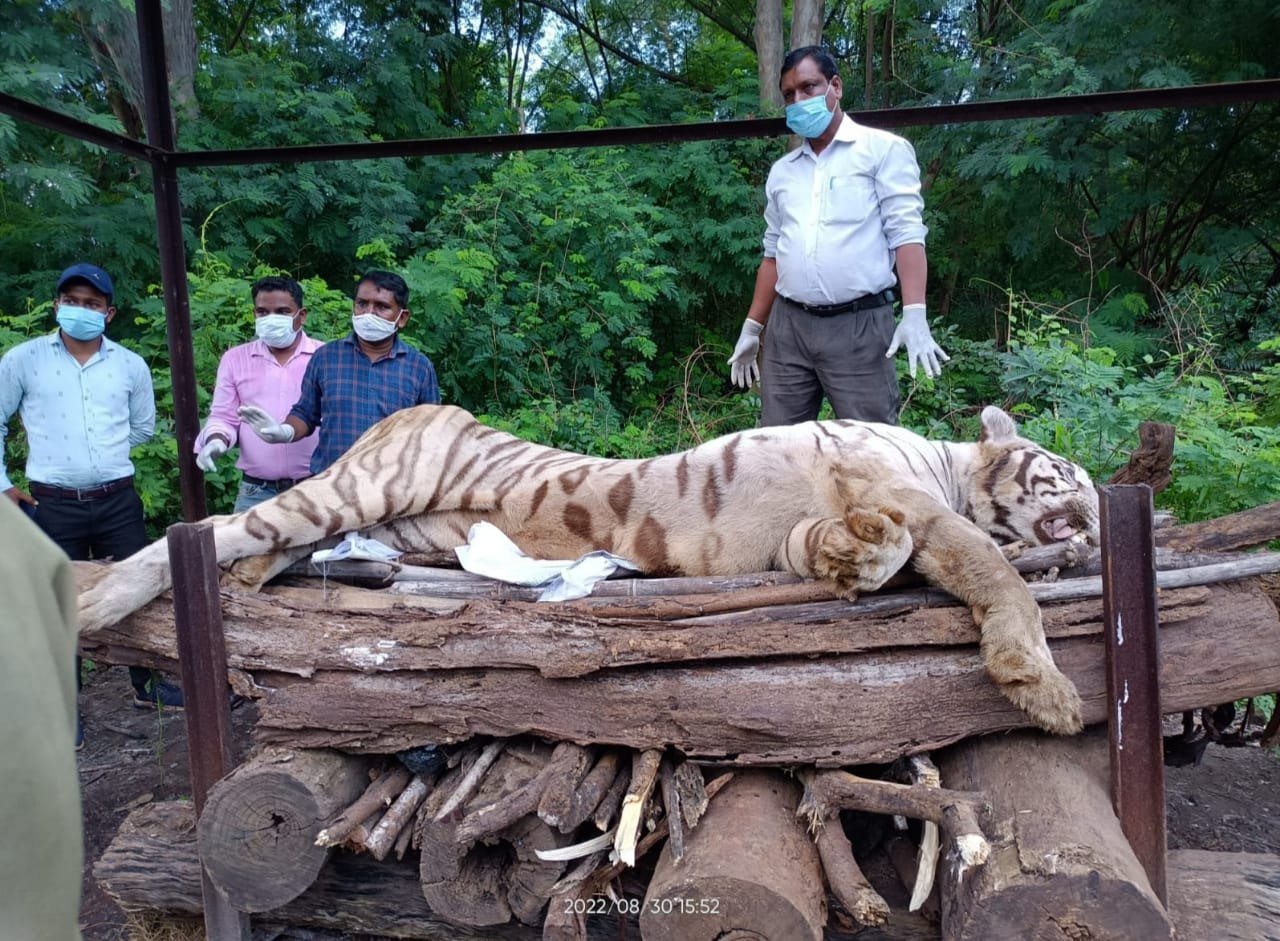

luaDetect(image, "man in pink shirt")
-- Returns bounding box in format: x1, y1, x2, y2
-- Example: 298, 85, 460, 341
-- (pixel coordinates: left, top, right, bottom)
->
194, 277, 323, 511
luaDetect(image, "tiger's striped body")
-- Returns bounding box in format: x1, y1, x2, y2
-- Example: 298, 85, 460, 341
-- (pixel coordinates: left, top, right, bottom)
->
78, 404, 1098, 734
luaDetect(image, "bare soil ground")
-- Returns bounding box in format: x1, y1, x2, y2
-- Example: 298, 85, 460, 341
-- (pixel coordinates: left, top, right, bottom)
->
75, 664, 1280, 939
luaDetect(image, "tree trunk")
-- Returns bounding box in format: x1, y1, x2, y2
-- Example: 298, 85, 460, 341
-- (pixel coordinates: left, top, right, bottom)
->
755, 0, 784, 110
196, 747, 370, 912
790, 0, 823, 50
243, 581, 1280, 763
73, 0, 199, 136
640, 770, 826, 940
936, 731, 1172, 940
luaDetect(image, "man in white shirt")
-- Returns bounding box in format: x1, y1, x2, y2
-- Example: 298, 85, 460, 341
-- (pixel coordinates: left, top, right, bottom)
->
727, 45, 948, 425
0, 263, 181, 743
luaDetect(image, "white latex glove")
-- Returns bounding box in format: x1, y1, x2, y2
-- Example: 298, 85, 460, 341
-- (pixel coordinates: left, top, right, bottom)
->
885, 304, 950, 379
196, 437, 229, 472
238, 405, 295, 443
728, 318, 764, 389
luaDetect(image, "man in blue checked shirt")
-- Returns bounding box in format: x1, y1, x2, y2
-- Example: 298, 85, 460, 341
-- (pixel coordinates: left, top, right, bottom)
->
238, 269, 439, 474
0, 263, 183, 742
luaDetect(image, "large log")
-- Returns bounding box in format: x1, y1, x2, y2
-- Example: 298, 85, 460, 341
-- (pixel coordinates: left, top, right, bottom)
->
1165, 849, 1280, 941
936, 731, 1172, 940
196, 747, 369, 912
246, 581, 1280, 762
1157, 500, 1280, 552
80, 553, 1280, 680
640, 770, 826, 941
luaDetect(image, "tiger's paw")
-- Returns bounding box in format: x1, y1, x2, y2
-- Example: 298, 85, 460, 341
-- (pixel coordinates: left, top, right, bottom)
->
807, 506, 913, 599
986, 642, 1084, 735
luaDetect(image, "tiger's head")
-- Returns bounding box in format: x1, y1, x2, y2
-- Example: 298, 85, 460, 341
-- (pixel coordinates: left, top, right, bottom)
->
968, 406, 1100, 547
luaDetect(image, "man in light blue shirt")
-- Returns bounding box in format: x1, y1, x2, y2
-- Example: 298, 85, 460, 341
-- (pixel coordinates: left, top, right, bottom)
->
0, 263, 181, 744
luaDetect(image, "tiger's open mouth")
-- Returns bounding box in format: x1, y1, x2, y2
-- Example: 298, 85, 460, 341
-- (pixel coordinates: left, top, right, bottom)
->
1036, 512, 1098, 545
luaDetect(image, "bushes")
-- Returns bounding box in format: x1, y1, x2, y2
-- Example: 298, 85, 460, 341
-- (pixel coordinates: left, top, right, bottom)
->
6, 254, 1280, 533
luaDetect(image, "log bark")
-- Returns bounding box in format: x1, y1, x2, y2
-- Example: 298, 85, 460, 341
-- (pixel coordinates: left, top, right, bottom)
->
1157, 500, 1280, 552
83, 553, 1280, 682
936, 730, 1172, 940
640, 770, 826, 941
248, 581, 1280, 763
659, 758, 685, 862
1108, 421, 1175, 493
815, 817, 890, 928
536, 744, 594, 831
456, 743, 588, 843
673, 759, 709, 829
196, 747, 369, 912
95, 800, 629, 940
316, 763, 411, 846
591, 763, 630, 831
557, 749, 622, 833
1166, 849, 1280, 940
614, 749, 662, 866
419, 742, 573, 927
366, 773, 432, 861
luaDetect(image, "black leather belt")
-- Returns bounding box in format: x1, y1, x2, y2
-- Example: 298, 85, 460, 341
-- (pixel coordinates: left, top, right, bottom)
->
29, 476, 134, 502
243, 473, 307, 490
783, 289, 896, 316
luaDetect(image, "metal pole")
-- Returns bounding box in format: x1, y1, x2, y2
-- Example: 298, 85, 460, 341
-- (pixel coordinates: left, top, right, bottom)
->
1099, 484, 1167, 904
167, 522, 249, 939
135, 0, 206, 520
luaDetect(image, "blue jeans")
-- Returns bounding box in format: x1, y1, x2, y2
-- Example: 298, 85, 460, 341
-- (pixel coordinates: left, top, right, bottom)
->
234, 479, 289, 513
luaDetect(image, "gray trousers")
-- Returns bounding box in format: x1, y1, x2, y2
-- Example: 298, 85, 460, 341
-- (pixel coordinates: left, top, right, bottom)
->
759, 295, 900, 426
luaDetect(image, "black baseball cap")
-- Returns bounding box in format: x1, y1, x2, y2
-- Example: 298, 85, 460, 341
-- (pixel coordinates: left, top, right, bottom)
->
56, 263, 114, 302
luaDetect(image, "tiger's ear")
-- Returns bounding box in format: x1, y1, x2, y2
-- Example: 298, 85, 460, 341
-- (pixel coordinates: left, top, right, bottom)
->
979, 406, 1018, 443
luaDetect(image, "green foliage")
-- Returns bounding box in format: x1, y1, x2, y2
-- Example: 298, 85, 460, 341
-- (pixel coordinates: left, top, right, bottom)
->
5, 0, 1280, 541
406, 148, 674, 415
993, 295, 1280, 523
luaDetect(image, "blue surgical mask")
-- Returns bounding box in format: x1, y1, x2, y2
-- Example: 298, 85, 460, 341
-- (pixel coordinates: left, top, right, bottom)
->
56, 304, 107, 341
785, 88, 835, 139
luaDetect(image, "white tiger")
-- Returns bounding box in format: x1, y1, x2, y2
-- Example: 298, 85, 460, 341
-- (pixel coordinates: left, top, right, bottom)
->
78, 404, 1098, 734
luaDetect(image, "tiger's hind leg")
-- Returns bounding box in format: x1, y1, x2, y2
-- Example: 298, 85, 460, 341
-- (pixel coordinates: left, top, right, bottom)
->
892, 486, 1084, 735
779, 505, 913, 599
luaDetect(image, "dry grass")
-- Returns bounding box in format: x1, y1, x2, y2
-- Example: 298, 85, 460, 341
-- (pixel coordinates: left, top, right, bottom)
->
124, 912, 205, 941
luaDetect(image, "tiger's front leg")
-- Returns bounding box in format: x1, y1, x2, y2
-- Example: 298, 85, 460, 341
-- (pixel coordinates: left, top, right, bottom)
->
893, 487, 1084, 735
779, 505, 913, 600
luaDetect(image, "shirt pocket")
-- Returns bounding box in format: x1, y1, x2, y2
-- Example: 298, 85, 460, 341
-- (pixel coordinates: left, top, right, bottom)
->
823, 173, 878, 225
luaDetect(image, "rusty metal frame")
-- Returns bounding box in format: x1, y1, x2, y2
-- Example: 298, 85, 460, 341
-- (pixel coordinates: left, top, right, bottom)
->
1099, 485, 1167, 904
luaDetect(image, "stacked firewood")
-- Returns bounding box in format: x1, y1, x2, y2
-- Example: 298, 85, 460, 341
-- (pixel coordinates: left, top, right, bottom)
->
98, 732, 994, 939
